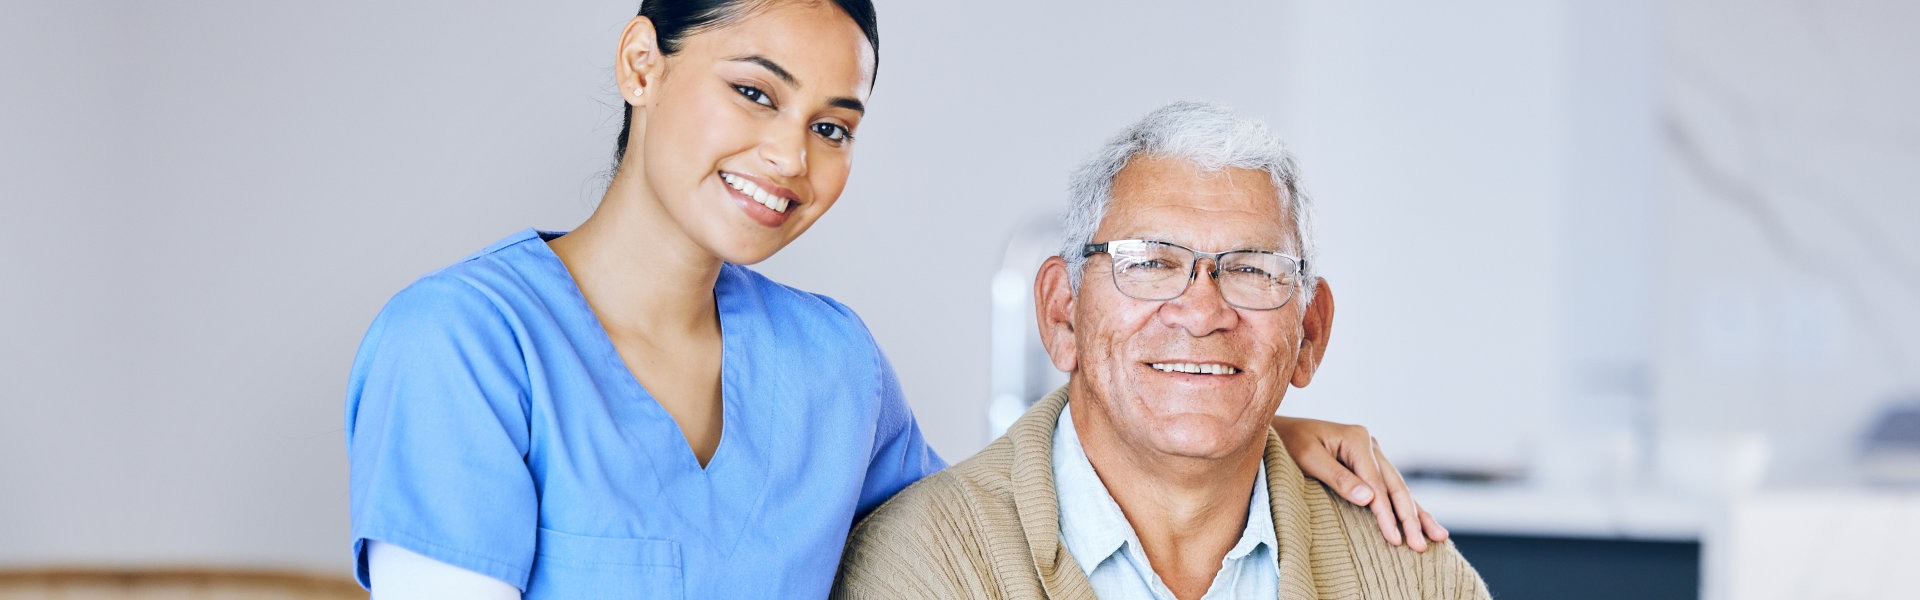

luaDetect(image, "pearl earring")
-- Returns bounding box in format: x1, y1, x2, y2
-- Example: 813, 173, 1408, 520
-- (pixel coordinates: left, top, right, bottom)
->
632, 85, 644, 97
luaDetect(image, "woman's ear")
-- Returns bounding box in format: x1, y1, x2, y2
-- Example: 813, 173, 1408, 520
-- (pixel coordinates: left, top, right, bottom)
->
1034, 257, 1078, 373
616, 16, 663, 106
1290, 278, 1335, 388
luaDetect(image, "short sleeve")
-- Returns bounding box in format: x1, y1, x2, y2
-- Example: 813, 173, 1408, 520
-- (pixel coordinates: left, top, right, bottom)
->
852, 336, 946, 520
345, 275, 538, 591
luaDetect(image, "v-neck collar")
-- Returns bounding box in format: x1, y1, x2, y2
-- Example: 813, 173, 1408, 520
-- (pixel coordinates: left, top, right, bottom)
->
531, 229, 741, 476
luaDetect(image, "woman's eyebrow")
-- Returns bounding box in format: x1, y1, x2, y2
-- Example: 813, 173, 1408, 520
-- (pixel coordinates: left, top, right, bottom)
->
726, 54, 866, 114
727, 55, 798, 86
828, 97, 865, 114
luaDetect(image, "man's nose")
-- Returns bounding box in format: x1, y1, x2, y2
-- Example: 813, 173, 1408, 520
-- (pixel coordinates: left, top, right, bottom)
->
1161, 257, 1238, 336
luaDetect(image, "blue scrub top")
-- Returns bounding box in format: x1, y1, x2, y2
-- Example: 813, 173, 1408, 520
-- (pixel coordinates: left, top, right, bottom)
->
345, 229, 945, 599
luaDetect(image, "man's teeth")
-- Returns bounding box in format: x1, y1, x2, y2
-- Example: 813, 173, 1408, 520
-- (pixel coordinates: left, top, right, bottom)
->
721, 172, 790, 214
1149, 362, 1240, 375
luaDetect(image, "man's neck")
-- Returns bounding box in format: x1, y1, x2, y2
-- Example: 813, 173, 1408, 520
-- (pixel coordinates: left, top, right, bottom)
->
1069, 404, 1266, 600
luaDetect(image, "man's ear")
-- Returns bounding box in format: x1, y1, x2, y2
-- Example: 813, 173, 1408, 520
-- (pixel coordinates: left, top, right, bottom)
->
1034, 257, 1078, 373
1290, 278, 1335, 388
616, 16, 664, 108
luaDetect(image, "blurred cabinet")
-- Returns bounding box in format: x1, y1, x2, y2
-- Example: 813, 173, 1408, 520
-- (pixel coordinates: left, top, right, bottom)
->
1454, 533, 1698, 600
1418, 482, 1920, 599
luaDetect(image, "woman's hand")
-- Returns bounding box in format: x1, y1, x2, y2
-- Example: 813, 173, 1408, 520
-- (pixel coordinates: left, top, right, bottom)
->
1271, 415, 1448, 551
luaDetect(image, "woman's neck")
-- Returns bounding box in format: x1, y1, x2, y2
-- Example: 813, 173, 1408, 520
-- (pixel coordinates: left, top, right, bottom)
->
549, 167, 722, 339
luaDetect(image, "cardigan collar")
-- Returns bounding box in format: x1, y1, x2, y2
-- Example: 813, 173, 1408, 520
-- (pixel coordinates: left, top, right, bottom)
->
1004, 385, 1324, 599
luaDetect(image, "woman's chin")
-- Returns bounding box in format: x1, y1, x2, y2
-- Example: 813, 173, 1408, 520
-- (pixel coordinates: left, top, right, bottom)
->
706, 234, 793, 266
720, 250, 777, 266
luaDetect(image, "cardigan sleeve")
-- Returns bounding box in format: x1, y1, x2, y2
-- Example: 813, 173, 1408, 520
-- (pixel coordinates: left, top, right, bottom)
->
831, 477, 972, 600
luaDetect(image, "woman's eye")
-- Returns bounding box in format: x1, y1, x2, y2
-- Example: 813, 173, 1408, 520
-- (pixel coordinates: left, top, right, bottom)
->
811, 122, 851, 143
733, 85, 773, 106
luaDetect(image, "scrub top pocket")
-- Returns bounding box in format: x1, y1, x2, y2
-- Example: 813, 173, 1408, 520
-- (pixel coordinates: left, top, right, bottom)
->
528, 528, 683, 600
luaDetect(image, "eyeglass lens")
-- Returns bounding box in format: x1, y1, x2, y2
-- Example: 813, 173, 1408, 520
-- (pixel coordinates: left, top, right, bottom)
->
1107, 241, 1298, 310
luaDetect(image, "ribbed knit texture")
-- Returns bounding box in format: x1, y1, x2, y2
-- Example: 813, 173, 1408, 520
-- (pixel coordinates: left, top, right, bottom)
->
833, 387, 1491, 599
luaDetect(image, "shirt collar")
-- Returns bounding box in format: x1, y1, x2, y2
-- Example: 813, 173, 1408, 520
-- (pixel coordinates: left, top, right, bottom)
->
1051, 403, 1276, 578
1053, 403, 1135, 577
1230, 456, 1278, 561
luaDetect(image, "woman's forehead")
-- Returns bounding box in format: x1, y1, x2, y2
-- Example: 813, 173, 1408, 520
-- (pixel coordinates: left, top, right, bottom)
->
680, 1, 875, 92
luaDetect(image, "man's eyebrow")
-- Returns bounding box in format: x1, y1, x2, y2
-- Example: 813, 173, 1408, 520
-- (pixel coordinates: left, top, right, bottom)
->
727, 55, 797, 86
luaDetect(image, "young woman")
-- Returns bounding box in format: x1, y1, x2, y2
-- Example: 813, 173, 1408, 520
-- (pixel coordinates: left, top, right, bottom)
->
346, 1, 1443, 598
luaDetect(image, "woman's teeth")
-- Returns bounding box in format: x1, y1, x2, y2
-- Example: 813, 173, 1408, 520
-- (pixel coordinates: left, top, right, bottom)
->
1150, 362, 1240, 375
721, 172, 790, 214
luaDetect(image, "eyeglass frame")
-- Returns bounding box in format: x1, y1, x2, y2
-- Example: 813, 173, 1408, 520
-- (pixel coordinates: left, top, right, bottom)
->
1081, 239, 1307, 311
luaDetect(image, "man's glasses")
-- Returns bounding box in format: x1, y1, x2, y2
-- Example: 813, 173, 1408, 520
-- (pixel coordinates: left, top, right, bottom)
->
1083, 239, 1304, 311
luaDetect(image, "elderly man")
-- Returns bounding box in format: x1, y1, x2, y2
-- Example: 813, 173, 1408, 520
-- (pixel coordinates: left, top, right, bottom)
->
833, 102, 1489, 600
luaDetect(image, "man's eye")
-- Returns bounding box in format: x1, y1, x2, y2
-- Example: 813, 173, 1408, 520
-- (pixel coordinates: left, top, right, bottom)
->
1125, 259, 1176, 270
733, 85, 773, 106
812, 122, 851, 142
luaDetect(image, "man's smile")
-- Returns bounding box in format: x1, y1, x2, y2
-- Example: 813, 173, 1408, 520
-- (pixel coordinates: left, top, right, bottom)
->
1145, 361, 1242, 375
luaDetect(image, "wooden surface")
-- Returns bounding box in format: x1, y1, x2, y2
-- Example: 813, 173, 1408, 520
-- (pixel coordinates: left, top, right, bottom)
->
0, 568, 365, 600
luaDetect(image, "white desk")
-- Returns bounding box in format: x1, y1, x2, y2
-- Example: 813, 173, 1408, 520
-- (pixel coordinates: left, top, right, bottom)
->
1409, 480, 1712, 542
1409, 481, 1920, 599
1706, 490, 1920, 600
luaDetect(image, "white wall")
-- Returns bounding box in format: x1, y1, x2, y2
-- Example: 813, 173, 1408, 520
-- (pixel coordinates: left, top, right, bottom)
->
2, 0, 630, 572
0, 0, 1581, 573
1261, 2, 1574, 467
4, 0, 1907, 577
1, 0, 138, 565
1656, 0, 1920, 485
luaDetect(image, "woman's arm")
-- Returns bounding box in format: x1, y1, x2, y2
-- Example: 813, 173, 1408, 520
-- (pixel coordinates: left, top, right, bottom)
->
368, 541, 520, 600
1271, 415, 1449, 551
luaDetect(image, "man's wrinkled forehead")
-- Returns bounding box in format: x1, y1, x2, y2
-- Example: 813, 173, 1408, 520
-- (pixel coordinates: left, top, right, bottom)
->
1102, 158, 1300, 253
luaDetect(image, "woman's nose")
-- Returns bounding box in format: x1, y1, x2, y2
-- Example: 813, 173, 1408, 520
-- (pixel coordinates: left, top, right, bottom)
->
759, 126, 807, 179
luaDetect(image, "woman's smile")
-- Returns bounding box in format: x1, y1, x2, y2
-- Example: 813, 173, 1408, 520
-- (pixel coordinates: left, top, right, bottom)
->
720, 171, 801, 227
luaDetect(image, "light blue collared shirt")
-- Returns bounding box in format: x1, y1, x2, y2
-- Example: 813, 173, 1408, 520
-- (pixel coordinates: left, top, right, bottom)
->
1052, 403, 1279, 600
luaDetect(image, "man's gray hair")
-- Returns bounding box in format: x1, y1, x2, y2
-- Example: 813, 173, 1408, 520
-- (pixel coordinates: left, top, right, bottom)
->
1061, 101, 1318, 303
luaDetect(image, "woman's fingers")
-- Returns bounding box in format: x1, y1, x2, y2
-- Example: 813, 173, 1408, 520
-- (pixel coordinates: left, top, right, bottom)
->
1420, 509, 1449, 542
1290, 438, 1374, 507
1370, 490, 1405, 547
1344, 433, 1404, 547
1273, 416, 1448, 548
1373, 442, 1430, 552
1331, 424, 1389, 509
1331, 427, 1411, 547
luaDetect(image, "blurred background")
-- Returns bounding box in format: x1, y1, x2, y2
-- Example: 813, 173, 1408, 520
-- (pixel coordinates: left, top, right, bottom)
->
3, 0, 1916, 598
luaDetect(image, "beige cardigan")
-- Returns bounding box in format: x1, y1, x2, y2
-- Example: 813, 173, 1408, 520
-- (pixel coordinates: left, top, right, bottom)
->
833, 388, 1491, 599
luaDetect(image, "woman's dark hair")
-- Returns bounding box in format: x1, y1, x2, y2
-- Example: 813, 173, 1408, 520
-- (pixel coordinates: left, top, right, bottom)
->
614, 0, 880, 166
